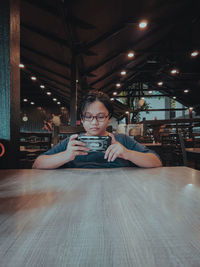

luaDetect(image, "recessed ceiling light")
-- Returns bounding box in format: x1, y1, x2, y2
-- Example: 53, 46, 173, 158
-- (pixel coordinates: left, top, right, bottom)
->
120, 70, 126, 75
110, 98, 114, 101
19, 63, 25, 68
127, 51, 135, 58
184, 89, 189, 93
57, 101, 61, 105
23, 98, 28, 102
116, 83, 121, 87
139, 20, 148, 29
30, 101, 35, 105
40, 85, 45, 89
53, 98, 57, 101
170, 69, 179, 75
173, 96, 176, 99
157, 81, 163, 86
113, 92, 118, 95
46, 92, 51, 95
191, 51, 199, 57
31, 76, 37, 81
125, 111, 129, 114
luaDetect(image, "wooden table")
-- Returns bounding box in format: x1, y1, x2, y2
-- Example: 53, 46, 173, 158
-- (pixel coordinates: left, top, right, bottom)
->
0, 167, 200, 266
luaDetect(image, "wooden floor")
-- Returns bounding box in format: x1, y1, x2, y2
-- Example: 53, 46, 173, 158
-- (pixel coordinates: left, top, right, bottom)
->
0, 167, 200, 266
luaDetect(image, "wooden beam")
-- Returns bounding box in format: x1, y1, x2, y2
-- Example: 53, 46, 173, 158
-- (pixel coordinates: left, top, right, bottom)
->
21, 45, 70, 69
112, 94, 173, 98
21, 23, 70, 48
21, 56, 71, 81
22, 0, 96, 30
78, 23, 126, 53
134, 108, 188, 112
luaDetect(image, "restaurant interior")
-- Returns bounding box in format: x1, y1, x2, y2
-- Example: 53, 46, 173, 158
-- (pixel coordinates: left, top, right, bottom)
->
1, 1, 200, 266
1, 0, 200, 169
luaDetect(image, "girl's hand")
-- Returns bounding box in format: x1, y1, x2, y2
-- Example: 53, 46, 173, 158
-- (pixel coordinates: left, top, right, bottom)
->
104, 133, 128, 162
65, 134, 90, 162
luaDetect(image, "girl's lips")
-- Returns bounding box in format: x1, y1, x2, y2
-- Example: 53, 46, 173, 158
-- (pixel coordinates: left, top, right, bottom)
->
90, 128, 99, 131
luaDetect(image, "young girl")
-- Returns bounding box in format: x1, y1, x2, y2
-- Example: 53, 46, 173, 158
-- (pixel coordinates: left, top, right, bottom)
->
33, 91, 162, 169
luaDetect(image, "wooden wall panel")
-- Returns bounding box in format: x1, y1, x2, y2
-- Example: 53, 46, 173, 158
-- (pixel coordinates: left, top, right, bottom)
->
0, 0, 20, 168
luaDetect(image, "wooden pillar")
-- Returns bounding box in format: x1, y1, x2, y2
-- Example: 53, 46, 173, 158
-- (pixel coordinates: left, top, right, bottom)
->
0, 0, 20, 168
70, 54, 78, 126
125, 112, 130, 124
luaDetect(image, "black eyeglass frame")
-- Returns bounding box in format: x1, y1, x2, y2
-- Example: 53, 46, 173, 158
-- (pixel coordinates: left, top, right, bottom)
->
82, 113, 110, 122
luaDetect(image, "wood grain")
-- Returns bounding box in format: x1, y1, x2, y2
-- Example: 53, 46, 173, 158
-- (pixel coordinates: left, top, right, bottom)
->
0, 167, 200, 266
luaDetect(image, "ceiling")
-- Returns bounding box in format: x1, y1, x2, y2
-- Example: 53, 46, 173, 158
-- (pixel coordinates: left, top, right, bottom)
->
20, 0, 200, 119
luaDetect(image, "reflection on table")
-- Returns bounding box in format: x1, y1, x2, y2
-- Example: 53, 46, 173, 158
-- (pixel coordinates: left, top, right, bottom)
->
0, 167, 200, 266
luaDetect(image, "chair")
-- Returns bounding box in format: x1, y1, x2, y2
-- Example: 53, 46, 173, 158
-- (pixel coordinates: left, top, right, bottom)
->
193, 134, 200, 148
161, 133, 187, 166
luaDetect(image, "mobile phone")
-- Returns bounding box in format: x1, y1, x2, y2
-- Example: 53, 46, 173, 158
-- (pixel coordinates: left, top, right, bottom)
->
77, 135, 111, 151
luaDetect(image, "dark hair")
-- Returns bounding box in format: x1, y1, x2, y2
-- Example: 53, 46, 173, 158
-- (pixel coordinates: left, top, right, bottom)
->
80, 91, 113, 118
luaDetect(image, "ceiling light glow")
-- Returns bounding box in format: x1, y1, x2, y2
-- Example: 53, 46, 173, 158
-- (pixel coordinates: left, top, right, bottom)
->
157, 81, 163, 86
170, 69, 179, 75
139, 20, 148, 29
19, 63, 25, 68
120, 70, 126, 75
128, 51, 134, 58
191, 51, 199, 57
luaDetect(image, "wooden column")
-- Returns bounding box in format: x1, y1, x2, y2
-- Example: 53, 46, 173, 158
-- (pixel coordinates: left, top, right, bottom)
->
70, 54, 78, 126
0, 0, 20, 168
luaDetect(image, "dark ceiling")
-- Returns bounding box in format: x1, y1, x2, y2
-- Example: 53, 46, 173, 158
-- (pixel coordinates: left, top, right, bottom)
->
20, 0, 200, 119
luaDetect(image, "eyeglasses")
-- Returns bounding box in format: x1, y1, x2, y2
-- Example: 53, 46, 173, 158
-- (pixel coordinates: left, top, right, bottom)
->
82, 113, 109, 122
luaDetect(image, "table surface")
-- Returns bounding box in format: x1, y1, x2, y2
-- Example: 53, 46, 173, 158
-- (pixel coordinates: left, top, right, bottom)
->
0, 167, 200, 267
186, 147, 200, 153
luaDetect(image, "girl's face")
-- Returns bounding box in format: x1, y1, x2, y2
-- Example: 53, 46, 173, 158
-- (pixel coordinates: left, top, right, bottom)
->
81, 100, 111, 136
